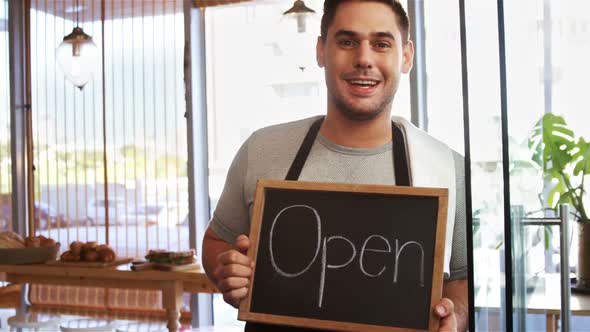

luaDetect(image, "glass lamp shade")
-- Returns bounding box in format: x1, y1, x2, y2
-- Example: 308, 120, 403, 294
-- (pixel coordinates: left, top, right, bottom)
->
283, 0, 316, 33
56, 27, 98, 90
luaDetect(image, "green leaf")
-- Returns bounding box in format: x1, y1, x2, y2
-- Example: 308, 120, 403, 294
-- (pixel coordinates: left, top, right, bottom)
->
557, 190, 574, 205
544, 226, 552, 251
528, 113, 588, 217
573, 138, 590, 176
542, 114, 576, 172
547, 181, 565, 208
528, 117, 544, 167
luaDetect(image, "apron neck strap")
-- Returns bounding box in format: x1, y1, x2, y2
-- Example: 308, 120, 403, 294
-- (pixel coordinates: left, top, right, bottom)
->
284, 116, 410, 186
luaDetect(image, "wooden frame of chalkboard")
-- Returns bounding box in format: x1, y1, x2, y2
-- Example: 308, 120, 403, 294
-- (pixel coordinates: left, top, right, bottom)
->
239, 179, 449, 331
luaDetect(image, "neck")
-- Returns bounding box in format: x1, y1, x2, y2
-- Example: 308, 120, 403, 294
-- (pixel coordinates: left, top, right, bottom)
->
320, 109, 392, 148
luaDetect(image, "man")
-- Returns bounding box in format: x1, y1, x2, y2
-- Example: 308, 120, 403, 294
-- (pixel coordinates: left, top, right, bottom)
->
202, 0, 468, 331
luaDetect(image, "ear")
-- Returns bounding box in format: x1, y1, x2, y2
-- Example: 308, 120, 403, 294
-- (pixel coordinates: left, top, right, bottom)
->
401, 40, 414, 74
316, 36, 325, 68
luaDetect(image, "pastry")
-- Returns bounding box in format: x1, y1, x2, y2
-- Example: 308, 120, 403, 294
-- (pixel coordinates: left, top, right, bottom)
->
60, 250, 78, 262
84, 250, 99, 262
25, 237, 41, 248
0, 231, 25, 248
97, 245, 116, 262
70, 241, 83, 256
82, 241, 98, 252
0, 231, 25, 245
38, 236, 56, 247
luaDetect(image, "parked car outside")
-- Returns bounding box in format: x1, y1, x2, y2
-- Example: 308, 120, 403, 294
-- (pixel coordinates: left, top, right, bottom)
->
86, 197, 127, 225
0, 200, 89, 231
119, 204, 169, 226
87, 198, 180, 226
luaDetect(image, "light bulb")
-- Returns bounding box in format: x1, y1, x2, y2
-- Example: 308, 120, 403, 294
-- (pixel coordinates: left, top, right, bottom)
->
56, 27, 98, 90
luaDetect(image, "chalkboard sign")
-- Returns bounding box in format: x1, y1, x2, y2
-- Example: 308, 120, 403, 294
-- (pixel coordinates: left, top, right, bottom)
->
238, 179, 449, 332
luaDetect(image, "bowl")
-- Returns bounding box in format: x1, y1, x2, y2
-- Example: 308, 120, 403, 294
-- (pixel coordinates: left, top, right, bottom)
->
0, 243, 61, 264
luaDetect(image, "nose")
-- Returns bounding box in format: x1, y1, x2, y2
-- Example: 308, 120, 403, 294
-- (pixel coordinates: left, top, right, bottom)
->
354, 41, 373, 69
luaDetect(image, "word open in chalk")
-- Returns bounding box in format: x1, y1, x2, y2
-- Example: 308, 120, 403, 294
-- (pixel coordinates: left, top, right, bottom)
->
268, 205, 425, 308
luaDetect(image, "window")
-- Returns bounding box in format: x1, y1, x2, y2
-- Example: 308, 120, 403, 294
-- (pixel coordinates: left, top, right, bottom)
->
28, 0, 189, 315
422, 0, 464, 153
424, 0, 590, 330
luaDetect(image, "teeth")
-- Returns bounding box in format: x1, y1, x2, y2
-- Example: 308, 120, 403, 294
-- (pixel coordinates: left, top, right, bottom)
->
349, 80, 378, 86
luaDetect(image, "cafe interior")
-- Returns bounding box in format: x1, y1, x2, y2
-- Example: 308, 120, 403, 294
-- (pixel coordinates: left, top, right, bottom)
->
0, 0, 589, 331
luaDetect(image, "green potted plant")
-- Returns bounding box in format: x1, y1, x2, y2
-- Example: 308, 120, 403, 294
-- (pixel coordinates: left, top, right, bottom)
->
528, 113, 590, 289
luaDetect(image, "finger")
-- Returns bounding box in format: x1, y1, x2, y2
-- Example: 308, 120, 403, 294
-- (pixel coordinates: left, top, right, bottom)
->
217, 277, 250, 293
435, 298, 455, 318
214, 263, 252, 279
234, 235, 250, 254
217, 249, 251, 266
223, 287, 249, 308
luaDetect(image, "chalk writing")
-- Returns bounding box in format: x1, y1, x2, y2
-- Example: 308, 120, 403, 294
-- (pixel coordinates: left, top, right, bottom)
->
268, 204, 425, 308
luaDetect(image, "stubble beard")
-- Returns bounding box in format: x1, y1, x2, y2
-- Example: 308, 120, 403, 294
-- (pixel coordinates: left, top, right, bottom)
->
331, 90, 395, 122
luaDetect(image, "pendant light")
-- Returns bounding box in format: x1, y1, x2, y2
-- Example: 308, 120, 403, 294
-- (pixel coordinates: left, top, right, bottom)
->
56, 0, 98, 90
281, 0, 317, 71
281, 0, 318, 72
283, 0, 316, 33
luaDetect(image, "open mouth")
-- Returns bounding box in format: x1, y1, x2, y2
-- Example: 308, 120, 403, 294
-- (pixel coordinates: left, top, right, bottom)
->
345, 79, 380, 95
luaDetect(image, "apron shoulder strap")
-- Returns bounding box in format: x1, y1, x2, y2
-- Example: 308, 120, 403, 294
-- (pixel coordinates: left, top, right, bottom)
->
392, 121, 410, 186
285, 116, 325, 181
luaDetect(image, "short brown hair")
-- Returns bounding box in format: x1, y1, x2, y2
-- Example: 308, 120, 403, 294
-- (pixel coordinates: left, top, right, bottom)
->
320, 0, 410, 44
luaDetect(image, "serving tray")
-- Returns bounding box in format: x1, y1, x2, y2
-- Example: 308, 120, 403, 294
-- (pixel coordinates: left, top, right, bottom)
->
46, 257, 133, 268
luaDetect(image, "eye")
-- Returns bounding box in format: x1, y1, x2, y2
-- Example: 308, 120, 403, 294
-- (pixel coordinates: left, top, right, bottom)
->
374, 41, 391, 49
337, 39, 355, 48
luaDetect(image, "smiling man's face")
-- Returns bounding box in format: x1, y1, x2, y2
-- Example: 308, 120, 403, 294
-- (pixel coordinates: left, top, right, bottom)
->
317, 1, 414, 121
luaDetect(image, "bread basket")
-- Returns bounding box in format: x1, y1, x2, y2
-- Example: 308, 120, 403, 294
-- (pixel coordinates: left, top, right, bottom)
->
0, 243, 61, 264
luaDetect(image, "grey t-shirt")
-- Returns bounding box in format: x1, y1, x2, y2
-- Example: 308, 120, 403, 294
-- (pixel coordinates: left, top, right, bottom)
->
209, 116, 467, 280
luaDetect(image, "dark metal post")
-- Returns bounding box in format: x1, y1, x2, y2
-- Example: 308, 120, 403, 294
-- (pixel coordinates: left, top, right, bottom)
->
559, 205, 571, 332
496, 0, 514, 330
457, 0, 475, 330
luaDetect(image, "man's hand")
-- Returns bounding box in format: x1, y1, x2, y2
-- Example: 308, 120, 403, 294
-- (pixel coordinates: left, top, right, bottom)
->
443, 279, 468, 331
211, 235, 253, 308
435, 298, 457, 332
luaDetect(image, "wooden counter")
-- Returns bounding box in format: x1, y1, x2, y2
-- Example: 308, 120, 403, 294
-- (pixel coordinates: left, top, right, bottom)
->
0, 264, 218, 332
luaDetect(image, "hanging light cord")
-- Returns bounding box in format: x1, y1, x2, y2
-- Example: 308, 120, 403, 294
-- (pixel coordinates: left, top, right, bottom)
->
75, 0, 80, 27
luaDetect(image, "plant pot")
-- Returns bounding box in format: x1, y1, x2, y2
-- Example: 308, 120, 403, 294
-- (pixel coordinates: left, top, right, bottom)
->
577, 221, 590, 289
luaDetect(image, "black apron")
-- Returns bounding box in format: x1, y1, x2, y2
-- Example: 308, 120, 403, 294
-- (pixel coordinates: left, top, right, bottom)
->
244, 116, 410, 332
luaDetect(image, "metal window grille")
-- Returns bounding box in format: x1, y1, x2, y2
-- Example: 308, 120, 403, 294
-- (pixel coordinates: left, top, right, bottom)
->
28, 0, 189, 315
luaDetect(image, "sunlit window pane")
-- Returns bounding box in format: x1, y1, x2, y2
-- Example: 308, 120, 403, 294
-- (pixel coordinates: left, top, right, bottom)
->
28, 0, 189, 315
